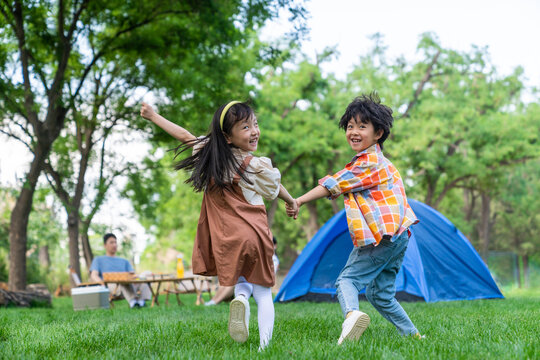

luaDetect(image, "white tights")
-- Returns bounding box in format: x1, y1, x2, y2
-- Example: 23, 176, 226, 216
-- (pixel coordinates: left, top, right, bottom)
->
234, 277, 274, 349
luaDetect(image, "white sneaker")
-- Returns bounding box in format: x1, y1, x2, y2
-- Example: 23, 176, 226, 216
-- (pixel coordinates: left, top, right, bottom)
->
137, 299, 146, 307
204, 300, 216, 306
228, 296, 250, 343
337, 310, 370, 345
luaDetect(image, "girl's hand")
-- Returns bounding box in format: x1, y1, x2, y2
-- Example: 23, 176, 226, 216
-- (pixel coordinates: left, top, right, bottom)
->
140, 102, 156, 120
286, 199, 299, 219
139, 103, 196, 143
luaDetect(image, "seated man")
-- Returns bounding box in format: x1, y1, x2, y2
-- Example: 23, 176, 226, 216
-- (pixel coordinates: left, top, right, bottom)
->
90, 233, 151, 308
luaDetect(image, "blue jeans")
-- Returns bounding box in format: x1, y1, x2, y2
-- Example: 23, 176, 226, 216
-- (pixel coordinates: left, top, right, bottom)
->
335, 231, 418, 335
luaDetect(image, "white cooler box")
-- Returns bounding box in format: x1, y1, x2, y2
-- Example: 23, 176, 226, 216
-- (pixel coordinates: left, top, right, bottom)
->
71, 286, 110, 311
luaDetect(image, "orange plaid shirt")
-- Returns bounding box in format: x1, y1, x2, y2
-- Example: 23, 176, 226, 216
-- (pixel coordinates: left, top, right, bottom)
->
319, 144, 418, 247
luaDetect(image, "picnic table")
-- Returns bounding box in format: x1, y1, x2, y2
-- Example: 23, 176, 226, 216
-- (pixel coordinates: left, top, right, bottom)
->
77, 273, 214, 307
106, 275, 213, 307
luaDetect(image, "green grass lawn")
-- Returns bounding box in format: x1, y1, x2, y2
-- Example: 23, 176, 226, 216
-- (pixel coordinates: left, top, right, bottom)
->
0, 290, 538, 359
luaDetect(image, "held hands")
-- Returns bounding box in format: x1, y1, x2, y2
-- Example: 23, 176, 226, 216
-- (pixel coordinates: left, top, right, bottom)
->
140, 102, 156, 121
286, 199, 300, 220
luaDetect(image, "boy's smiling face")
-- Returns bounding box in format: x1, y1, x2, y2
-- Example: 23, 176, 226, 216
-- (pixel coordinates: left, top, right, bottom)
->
346, 117, 383, 153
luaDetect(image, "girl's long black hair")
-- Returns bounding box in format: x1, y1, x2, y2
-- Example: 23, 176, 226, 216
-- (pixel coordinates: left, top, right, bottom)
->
174, 102, 254, 192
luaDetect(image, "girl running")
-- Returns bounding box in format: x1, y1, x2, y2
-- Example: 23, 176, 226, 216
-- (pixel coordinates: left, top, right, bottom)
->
140, 101, 297, 350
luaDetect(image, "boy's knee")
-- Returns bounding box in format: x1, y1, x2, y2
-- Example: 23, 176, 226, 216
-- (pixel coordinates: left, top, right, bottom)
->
366, 288, 381, 306
367, 295, 384, 306
366, 289, 393, 307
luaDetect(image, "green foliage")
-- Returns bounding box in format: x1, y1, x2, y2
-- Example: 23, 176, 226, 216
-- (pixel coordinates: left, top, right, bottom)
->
495, 159, 540, 256
1, 0, 308, 285
124, 150, 202, 271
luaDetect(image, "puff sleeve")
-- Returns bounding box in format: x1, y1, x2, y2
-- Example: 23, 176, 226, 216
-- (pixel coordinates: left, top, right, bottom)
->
244, 156, 281, 201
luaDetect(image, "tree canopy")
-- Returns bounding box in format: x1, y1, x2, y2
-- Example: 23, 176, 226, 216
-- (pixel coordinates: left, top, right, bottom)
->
1, 5, 538, 290
0, 0, 307, 289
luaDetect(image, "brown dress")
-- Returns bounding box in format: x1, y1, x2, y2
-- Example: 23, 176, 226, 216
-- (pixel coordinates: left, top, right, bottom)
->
191, 156, 276, 287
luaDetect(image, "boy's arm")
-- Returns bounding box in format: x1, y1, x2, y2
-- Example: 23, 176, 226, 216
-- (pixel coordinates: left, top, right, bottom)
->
140, 102, 197, 144
286, 185, 330, 220
321, 162, 388, 199
297, 185, 331, 207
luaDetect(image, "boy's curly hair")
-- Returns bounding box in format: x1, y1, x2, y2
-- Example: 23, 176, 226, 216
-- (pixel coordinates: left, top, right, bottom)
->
339, 93, 394, 149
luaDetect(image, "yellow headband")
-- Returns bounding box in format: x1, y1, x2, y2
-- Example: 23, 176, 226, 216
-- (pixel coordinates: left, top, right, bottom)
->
219, 101, 241, 130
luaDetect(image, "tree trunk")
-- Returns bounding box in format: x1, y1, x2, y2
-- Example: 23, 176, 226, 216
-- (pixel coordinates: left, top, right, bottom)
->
522, 254, 529, 288
463, 188, 477, 239
8, 144, 50, 291
302, 202, 319, 241
38, 245, 50, 269
330, 199, 340, 214
0, 287, 52, 307
67, 211, 81, 285
46, 138, 92, 286
400, 50, 441, 119
512, 235, 522, 288
424, 177, 437, 208
80, 224, 94, 271
478, 192, 491, 262
516, 253, 522, 288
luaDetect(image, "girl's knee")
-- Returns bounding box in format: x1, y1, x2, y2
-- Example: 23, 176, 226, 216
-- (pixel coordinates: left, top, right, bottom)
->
252, 284, 273, 305
366, 287, 393, 307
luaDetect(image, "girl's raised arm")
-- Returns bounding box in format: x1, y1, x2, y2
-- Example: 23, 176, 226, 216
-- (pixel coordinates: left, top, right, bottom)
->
140, 102, 197, 144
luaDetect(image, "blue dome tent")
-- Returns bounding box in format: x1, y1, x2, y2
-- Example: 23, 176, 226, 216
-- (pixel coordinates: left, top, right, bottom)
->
275, 199, 503, 303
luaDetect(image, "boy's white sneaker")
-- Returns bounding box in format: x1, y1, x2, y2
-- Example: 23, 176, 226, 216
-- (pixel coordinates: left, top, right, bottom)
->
337, 310, 370, 345
228, 295, 250, 343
